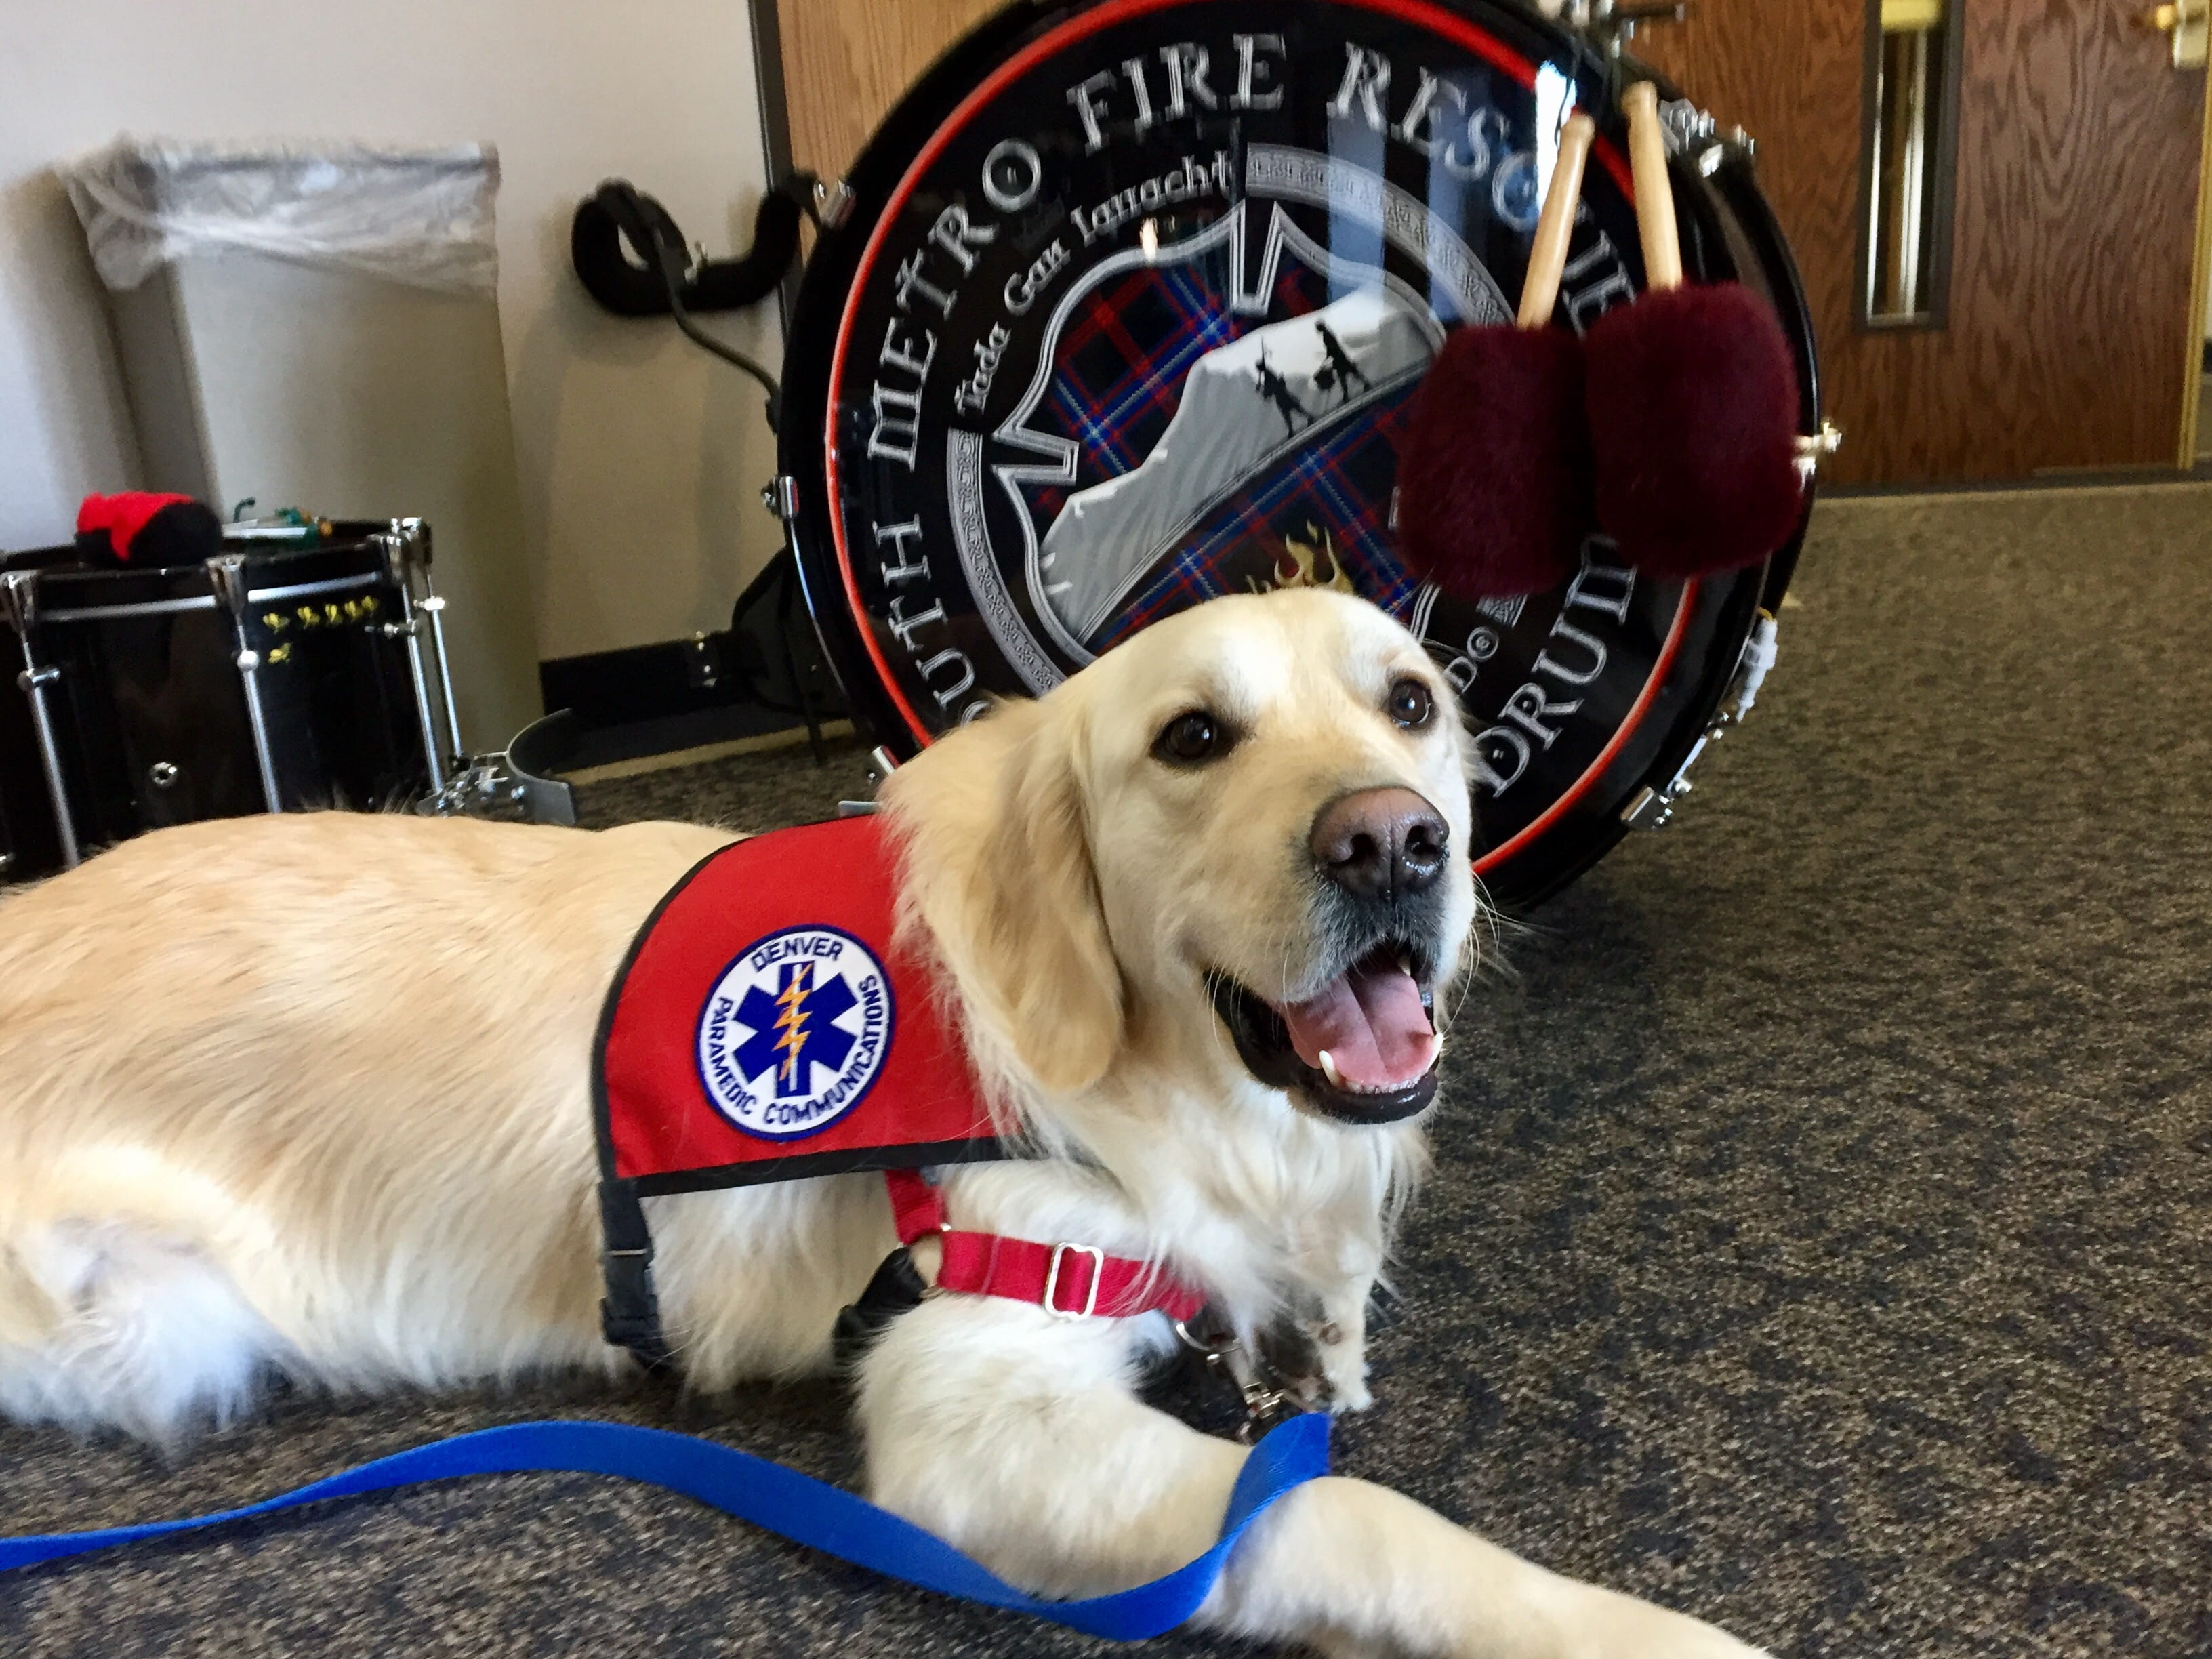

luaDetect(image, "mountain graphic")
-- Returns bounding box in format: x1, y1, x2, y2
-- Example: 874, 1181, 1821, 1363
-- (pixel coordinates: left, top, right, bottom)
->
1037, 288, 1438, 642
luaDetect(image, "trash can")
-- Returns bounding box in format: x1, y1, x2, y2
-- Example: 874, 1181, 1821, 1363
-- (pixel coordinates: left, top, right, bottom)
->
60, 138, 542, 752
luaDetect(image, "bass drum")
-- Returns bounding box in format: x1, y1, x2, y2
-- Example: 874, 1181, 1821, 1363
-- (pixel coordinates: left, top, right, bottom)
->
779, 0, 1820, 909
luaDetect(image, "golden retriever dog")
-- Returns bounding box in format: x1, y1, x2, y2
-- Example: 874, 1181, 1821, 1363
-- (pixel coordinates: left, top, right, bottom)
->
0, 589, 1760, 1658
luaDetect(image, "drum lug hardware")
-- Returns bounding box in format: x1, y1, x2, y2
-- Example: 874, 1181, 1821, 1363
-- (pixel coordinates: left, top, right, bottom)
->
1621, 611, 1782, 833
148, 761, 181, 792
1620, 781, 1681, 831
841, 744, 902, 817
1795, 422, 1844, 485
813, 178, 857, 230
1656, 98, 1756, 175
764, 475, 801, 522
0, 569, 36, 635
1658, 98, 1715, 158
1563, 0, 1687, 53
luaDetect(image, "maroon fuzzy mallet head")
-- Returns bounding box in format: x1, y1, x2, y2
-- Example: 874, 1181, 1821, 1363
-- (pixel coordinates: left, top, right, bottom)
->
1395, 113, 1598, 602
1583, 284, 1803, 578
1581, 83, 1806, 579
1397, 327, 1590, 598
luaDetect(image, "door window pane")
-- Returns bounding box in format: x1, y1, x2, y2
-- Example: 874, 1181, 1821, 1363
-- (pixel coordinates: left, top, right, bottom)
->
1864, 0, 1959, 326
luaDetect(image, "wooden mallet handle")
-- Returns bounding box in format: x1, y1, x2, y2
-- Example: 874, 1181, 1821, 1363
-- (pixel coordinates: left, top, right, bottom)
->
1623, 83, 1685, 293
1517, 112, 1598, 329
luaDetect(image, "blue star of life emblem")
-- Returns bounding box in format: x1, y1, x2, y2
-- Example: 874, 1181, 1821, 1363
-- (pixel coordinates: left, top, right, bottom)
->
695, 925, 895, 1140
735, 961, 858, 1099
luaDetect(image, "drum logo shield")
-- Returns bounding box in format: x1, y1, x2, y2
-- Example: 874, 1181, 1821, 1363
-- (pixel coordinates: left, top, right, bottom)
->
695, 926, 895, 1141
983, 207, 1457, 663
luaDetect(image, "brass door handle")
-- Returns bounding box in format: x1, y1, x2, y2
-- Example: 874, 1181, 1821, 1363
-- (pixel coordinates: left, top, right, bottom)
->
2136, 0, 2208, 66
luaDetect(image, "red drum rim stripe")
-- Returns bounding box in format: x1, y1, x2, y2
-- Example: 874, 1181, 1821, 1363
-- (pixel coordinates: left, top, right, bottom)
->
823, 0, 1651, 747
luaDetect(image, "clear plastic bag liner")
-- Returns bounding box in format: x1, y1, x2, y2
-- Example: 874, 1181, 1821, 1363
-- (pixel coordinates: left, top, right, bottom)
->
59, 138, 499, 296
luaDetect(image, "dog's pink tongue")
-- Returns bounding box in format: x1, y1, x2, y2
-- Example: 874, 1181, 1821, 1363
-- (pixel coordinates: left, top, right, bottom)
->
1278, 957, 1437, 1090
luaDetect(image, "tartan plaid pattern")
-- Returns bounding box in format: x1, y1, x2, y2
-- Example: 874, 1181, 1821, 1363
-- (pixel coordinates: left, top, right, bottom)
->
1024, 257, 1322, 527
1096, 388, 1420, 648
1019, 247, 1419, 649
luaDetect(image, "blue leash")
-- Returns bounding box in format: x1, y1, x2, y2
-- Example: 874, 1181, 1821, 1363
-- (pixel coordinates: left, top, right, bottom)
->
0, 1413, 1329, 1642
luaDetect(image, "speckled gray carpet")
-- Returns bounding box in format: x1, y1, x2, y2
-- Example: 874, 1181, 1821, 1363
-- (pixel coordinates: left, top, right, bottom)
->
5, 488, 2210, 1658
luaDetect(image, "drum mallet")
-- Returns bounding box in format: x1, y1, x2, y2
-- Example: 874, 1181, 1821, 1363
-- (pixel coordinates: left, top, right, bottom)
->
1397, 112, 1598, 600
1581, 83, 1803, 579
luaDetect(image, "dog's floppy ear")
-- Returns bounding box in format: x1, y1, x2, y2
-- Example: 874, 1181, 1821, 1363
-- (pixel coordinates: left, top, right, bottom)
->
882, 698, 1123, 1099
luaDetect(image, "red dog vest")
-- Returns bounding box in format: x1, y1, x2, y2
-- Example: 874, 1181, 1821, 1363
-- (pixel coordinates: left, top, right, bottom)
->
594, 815, 1002, 1363
592, 813, 1204, 1368
596, 815, 998, 1191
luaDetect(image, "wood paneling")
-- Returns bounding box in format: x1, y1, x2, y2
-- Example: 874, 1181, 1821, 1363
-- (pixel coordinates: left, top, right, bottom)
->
774, 0, 2206, 487
1639, 0, 2209, 486
777, 0, 1003, 181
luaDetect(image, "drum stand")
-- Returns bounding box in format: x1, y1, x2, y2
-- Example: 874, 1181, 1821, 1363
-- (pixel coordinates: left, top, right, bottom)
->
411, 710, 581, 828
374, 520, 579, 829
1, 569, 82, 870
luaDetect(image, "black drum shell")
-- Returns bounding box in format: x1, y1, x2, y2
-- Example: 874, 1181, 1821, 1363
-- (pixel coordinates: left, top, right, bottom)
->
0, 535, 436, 883
777, 0, 1820, 909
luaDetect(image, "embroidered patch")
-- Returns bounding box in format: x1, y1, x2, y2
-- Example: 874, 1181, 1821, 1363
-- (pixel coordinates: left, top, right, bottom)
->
695, 926, 895, 1140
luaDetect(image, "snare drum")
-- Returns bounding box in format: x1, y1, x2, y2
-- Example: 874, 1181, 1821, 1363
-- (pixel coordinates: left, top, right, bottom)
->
0, 522, 460, 882
773, 0, 1820, 908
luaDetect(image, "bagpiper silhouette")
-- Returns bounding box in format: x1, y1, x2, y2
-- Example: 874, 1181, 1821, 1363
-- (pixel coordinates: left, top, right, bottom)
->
1313, 319, 1372, 405
1254, 344, 1309, 438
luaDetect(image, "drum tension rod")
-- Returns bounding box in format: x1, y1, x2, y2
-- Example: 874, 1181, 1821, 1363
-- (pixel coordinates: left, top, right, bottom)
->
1, 570, 81, 870
208, 554, 285, 815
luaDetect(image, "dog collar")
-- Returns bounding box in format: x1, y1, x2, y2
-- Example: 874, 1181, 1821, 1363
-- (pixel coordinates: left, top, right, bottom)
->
885, 1170, 1206, 1323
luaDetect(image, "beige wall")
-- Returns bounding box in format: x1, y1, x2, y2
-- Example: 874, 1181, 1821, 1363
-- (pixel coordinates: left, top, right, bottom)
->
0, 0, 785, 663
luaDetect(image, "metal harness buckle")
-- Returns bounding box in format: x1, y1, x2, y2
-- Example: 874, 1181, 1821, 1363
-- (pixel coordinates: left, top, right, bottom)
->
1043, 1243, 1105, 1319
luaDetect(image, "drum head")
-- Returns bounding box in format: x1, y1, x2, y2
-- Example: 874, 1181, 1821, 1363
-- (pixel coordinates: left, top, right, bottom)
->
781, 0, 1819, 908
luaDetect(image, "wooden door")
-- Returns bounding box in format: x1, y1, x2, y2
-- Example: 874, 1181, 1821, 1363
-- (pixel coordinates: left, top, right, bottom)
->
775, 0, 999, 182
1636, 0, 2211, 487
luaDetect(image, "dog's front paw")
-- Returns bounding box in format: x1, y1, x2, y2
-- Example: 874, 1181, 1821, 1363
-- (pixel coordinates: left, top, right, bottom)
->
1320, 1356, 1371, 1413
1308, 1304, 1373, 1412
1551, 1587, 1769, 1659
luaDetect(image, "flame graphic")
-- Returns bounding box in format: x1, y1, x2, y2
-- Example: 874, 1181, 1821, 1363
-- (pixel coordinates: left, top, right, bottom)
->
1250, 522, 1357, 596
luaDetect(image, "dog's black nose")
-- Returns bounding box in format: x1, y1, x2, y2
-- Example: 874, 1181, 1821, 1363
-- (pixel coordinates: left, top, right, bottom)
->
1309, 788, 1449, 903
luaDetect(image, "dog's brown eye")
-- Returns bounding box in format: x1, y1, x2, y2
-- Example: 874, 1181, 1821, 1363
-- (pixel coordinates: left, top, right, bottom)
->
1388, 678, 1435, 730
1154, 710, 1229, 766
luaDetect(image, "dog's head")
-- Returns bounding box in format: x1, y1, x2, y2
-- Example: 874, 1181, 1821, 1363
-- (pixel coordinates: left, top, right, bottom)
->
882, 588, 1479, 1129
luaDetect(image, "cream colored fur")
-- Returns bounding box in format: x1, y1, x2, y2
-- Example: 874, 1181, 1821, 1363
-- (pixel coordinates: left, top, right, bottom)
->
0, 589, 1762, 1658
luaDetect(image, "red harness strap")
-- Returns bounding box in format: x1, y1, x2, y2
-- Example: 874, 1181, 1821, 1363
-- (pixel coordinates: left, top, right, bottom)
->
884, 1170, 1206, 1323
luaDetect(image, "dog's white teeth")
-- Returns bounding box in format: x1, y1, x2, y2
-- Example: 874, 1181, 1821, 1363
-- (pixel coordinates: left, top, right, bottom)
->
1319, 1050, 1347, 1090
1397, 949, 1414, 977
